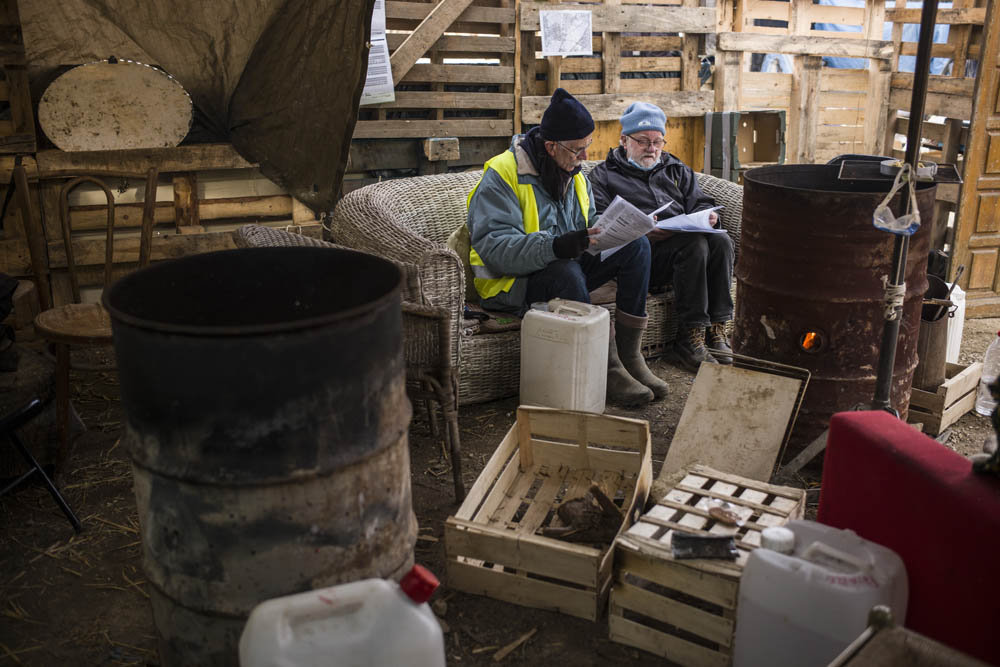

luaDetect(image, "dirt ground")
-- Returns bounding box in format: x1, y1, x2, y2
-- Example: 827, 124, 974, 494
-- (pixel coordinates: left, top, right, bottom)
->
0, 318, 995, 666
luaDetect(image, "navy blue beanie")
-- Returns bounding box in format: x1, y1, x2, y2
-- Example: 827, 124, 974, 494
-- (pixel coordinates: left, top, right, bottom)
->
539, 88, 594, 141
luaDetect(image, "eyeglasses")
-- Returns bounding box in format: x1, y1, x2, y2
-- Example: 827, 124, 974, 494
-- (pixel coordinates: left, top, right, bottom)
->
627, 135, 665, 150
554, 140, 593, 158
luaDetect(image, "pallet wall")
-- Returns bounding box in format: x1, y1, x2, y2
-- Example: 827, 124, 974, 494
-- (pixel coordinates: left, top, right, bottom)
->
884, 0, 988, 250
519, 0, 714, 163
716, 0, 892, 165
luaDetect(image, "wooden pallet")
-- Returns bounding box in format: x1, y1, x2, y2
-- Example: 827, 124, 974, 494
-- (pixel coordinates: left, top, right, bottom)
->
445, 405, 652, 621
908, 361, 983, 436
610, 464, 805, 666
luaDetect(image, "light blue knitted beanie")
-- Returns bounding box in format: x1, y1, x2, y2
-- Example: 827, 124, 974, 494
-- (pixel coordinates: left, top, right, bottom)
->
620, 102, 666, 136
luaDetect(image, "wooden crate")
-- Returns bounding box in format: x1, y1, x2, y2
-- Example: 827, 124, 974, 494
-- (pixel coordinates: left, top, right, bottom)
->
445, 405, 652, 621
908, 361, 983, 436
609, 464, 806, 667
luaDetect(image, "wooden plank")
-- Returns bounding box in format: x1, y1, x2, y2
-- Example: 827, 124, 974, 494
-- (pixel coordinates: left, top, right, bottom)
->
891, 73, 977, 98
613, 580, 734, 646
714, 50, 741, 112
608, 610, 730, 667
886, 7, 987, 25
793, 55, 822, 164
445, 518, 599, 587
523, 407, 648, 450
603, 0, 622, 94
385, 33, 515, 53
614, 545, 738, 608
44, 228, 237, 269
4, 66, 35, 152
390, 0, 480, 84
367, 91, 513, 109
717, 32, 893, 59
520, 4, 715, 33
352, 119, 513, 139
447, 557, 597, 620
386, 1, 513, 25
400, 63, 514, 84
35, 145, 254, 178
889, 88, 973, 120
680, 0, 700, 92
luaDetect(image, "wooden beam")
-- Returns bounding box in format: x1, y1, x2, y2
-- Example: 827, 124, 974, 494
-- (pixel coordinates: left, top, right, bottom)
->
390, 0, 479, 85
717, 32, 893, 59
35, 144, 254, 179
680, 0, 700, 93
865, 58, 892, 155
522, 92, 713, 124
885, 7, 987, 25
352, 119, 514, 139
891, 73, 977, 97
401, 64, 515, 84
602, 0, 622, 95
385, 33, 515, 53
713, 50, 741, 112
889, 88, 973, 120
172, 173, 200, 233
520, 4, 715, 33
366, 91, 514, 110
794, 55, 822, 163
386, 1, 513, 25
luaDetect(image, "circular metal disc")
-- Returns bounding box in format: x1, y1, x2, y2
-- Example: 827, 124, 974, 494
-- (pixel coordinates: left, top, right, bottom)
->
39, 59, 193, 152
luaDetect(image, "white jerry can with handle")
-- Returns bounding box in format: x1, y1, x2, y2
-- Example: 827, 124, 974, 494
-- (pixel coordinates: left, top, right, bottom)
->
239, 565, 446, 667
733, 520, 908, 667
520, 298, 610, 413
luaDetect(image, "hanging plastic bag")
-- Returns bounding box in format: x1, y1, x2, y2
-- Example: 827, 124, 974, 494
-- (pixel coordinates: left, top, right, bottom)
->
873, 163, 921, 236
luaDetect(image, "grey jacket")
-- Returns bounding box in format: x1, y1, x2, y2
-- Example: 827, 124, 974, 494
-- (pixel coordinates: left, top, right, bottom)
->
466, 135, 597, 313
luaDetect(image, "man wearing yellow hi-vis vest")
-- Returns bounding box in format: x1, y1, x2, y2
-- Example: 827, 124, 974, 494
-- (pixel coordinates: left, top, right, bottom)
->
465, 88, 668, 406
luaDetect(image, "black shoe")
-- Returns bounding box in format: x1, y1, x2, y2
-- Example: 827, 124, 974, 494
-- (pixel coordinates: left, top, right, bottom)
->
668, 327, 717, 373
706, 322, 733, 365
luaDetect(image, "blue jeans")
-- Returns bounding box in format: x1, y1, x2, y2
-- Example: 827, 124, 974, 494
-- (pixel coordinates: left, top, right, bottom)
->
523, 236, 651, 317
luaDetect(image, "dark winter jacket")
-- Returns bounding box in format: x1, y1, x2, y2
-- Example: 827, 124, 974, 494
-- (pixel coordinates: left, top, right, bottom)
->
589, 146, 715, 216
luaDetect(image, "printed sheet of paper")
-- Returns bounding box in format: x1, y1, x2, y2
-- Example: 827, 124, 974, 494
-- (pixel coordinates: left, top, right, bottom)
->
540, 10, 594, 56
588, 195, 655, 256
360, 0, 395, 105
655, 206, 727, 234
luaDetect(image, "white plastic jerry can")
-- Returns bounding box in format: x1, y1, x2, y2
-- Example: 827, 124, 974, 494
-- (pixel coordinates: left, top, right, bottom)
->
520, 298, 610, 413
239, 565, 446, 667
733, 520, 908, 667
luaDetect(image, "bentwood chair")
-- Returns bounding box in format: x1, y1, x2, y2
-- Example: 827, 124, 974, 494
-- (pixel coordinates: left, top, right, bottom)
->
31, 168, 158, 476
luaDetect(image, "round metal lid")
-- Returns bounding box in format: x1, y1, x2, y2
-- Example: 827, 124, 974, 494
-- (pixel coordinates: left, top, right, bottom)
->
39, 58, 192, 152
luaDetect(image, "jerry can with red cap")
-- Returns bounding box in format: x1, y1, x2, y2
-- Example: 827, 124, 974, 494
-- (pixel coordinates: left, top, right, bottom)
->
238, 565, 446, 667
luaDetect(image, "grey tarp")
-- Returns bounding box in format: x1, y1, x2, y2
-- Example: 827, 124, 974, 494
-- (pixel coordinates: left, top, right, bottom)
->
20, 0, 375, 213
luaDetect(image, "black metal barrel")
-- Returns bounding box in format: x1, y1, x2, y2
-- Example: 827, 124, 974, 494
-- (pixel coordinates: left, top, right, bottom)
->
735, 164, 937, 448
104, 247, 416, 666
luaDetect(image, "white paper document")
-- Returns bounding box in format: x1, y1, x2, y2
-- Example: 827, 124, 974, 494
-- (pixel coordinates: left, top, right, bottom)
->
590, 198, 725, 260
360, 0, 395, 105
539, 10, 594, 56
656, 206, 726, 234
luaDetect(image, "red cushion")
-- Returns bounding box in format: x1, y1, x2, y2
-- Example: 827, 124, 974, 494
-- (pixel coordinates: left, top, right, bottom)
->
818, 410, 1000, 665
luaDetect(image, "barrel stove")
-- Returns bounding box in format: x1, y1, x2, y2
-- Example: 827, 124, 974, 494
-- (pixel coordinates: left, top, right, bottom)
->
735, 164, 937, 449
104, 247, 417, 666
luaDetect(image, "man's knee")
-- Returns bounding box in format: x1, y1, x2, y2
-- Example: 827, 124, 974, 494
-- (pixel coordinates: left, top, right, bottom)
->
708, 232, 734, 258
539, 259, 589, 297
621, 235, 651, 262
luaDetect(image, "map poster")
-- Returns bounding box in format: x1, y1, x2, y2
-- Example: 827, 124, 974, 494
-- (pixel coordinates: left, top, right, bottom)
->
539, 10, 593, 57
360, 0, 395, 105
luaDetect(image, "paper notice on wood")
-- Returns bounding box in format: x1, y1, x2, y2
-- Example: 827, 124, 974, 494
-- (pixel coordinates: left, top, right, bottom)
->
360, 0, 394, 105
540, 10, 593, 57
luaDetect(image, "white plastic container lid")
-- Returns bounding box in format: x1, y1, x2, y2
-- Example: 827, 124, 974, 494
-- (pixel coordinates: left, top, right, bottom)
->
761, 526, 795, 554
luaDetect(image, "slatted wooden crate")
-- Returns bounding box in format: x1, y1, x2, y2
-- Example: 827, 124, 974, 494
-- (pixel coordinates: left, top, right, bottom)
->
610, 464, 805, 666
908, 361, 983, 436
445, 405, 652, 621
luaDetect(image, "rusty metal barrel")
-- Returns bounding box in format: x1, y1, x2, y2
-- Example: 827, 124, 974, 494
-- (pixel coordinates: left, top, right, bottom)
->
735, 164, 937, 449
104, 247, 416, 666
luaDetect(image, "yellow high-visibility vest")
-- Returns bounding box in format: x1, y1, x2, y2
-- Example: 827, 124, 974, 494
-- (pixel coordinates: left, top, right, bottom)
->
466, 150, 589, 299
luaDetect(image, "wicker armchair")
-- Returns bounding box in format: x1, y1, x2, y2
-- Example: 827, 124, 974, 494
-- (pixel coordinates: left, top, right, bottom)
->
329, 165, 744, 406
232, 224, 465, 501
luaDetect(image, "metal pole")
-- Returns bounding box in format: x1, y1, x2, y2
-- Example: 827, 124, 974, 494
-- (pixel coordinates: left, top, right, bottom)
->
871, 0, 939, 413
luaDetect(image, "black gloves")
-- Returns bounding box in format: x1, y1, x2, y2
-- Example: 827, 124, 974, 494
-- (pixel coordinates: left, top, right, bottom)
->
552, 229, 590, 259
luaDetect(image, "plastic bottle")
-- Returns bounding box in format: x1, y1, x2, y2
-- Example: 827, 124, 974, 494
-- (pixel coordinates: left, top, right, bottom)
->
238, 565, 446, 667
975, 330, 1000, 416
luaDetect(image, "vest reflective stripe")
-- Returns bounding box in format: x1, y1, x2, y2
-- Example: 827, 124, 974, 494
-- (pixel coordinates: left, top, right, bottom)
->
467, 150, 590, 300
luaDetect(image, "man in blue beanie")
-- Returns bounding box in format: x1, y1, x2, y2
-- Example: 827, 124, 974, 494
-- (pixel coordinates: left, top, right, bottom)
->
589, 101, 735, 372
466, 88, 668, 406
